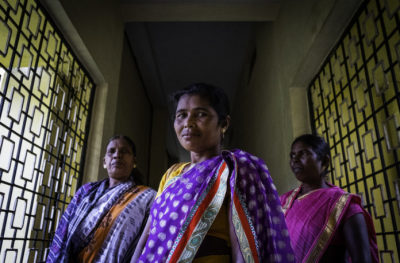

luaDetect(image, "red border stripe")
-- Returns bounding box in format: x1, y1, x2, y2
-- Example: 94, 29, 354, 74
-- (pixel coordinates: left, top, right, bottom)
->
233, 191, 259, 263
169, 162, 227, 262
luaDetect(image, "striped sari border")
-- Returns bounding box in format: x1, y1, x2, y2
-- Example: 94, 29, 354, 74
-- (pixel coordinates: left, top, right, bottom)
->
168, 162, 227, 263
304, 193, 350, 263
78, 185, 148, 262
232, 191, 259, 263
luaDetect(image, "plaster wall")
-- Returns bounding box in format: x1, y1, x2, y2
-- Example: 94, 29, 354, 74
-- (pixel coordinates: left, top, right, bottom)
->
233, 0, 361, 193
148, 109, 169, 189
232, 23, 293, 194
114, 38, 153, 185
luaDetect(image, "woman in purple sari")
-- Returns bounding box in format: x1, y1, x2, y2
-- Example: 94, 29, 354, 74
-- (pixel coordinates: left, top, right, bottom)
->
280, 134, 379, 263
132, 83, 294, 262
47, 135, 156, 263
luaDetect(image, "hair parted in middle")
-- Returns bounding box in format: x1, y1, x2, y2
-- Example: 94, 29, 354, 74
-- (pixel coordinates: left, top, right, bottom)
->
171, 83, 230, 125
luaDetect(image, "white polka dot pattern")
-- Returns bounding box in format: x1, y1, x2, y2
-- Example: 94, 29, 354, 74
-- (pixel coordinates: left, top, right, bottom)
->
138, 150, 294, 262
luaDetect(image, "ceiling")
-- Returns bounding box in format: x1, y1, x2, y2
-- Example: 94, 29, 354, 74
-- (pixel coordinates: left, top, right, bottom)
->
125, 22, 259, 110
123, 0, 282, 111
120, 0, 279, 4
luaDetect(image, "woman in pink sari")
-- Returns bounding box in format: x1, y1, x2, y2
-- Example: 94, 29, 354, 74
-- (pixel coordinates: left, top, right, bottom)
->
280, 134, 379, 263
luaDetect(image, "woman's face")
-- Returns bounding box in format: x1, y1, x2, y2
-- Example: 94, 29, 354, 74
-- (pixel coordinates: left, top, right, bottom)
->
290, 141, 326, 184
103, 138, 136, 182
174, 94, 226, 157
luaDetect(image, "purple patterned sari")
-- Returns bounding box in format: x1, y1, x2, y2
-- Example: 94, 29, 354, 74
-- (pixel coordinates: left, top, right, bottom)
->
138, 149, 294, 263
47, 178, 156, 263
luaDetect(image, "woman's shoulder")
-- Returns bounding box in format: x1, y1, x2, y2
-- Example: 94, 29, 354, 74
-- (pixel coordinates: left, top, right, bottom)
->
156, 163, 189, 198
133, 185, 157, 204
76, 181, 97, 193
74, 179, 106, 197
224, 149, 268, 167
135, 185, 157, 194
324, 184, 355, 198
316, 185, 364, 207
164, 163, 189, 180
167, 162, 188, 173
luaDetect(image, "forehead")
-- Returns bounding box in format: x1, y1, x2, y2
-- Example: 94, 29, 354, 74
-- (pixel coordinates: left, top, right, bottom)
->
176, 94, 211, 110
106, 138, 131, 149
291, 141, 314, 152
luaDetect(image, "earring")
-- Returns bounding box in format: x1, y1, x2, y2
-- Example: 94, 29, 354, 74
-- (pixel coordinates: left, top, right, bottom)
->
133, 163, 137, 168
221, 128, 226, 140
103, 164, 106, 169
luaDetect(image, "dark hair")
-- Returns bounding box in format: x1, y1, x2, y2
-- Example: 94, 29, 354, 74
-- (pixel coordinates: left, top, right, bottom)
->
292, 134, 330, 161
107, 134, 136, 156
171, 83, 230, 124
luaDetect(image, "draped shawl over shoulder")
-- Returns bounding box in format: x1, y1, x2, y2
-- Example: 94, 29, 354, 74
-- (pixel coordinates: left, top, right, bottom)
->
47, 178, 156, 263
138, 149, 294, 263
280, 185, 379, 263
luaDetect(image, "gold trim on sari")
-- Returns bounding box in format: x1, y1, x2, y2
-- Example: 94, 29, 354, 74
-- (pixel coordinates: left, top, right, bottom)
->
282, 187, 300, 214
304, 193, 350, 263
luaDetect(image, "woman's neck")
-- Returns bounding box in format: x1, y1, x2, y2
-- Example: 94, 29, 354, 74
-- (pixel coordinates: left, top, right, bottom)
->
190, 148, 221, 164
300, 180, 329, 195
108, 177, 130, 188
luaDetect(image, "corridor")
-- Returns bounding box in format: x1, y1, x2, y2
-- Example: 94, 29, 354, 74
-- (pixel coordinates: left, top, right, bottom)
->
0, 0, 399, 261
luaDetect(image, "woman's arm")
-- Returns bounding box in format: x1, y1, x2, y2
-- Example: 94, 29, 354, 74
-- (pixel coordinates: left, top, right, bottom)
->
131, 216, 152, 263
46, 183, 94, 262
343, 213, 372, 263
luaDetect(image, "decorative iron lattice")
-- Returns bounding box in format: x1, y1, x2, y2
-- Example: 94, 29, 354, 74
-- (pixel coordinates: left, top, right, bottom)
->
308, 0, 400, 262
0, 0, 95, 261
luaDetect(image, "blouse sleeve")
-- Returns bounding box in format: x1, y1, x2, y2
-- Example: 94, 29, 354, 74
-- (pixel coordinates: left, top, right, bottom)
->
155, 163, 188, 198
156, 169, 171, 198
343, 198, 364, 221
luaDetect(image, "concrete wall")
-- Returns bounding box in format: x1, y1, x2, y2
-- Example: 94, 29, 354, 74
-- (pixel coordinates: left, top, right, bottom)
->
232, 22, 295, 194
148, 109, 169, 189
233, 0, 361, 194
114, 38, 153, 185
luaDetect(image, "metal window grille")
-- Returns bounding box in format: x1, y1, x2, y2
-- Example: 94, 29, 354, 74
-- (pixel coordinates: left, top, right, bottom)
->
0, 0, 95, 261
308, 0, 400, 262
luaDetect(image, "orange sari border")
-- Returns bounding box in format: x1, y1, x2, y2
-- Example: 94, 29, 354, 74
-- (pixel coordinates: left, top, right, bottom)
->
232, 192, 259, 263
78, 185, 148, 262
169, 162, 227, 262
230, 154, 259, 263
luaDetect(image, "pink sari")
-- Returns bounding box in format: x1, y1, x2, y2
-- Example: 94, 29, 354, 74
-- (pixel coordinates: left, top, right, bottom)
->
280, 185, 379, 263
